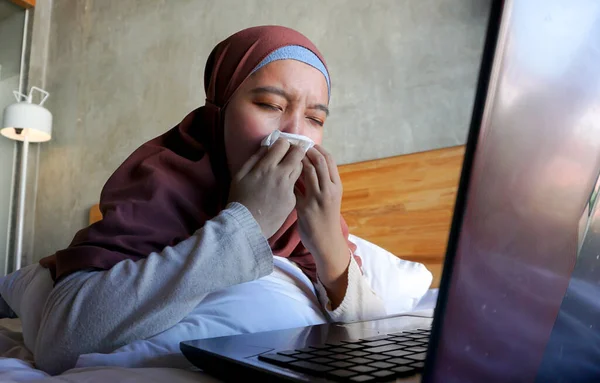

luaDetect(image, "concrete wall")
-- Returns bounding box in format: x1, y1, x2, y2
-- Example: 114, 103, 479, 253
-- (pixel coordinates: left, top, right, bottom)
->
0, 2, 23, 81
31, 0, 489, 261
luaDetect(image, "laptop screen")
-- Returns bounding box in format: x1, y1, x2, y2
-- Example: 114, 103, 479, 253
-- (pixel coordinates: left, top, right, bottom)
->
426, 0, 600, 381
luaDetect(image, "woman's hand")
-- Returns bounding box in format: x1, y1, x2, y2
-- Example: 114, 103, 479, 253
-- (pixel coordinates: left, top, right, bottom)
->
295, 145, 351, 309
228, 139, 305, 239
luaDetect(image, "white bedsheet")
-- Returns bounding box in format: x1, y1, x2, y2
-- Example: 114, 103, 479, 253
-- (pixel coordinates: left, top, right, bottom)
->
0, 289, 438, 382
1, 365, 208, 383
0, 318, 219, 382
0, 322, 209, 382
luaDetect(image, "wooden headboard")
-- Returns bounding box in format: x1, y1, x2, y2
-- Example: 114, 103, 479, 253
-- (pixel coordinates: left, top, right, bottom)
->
339, 146, 464, 287
89, 145, 464, 288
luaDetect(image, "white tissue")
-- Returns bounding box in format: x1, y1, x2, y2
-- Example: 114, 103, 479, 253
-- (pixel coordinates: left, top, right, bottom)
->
260, 130, 315, 153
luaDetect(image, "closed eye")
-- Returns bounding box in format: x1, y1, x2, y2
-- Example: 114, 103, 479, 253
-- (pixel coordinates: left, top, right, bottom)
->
307, 117, 324, 127
256, 102, 283, 112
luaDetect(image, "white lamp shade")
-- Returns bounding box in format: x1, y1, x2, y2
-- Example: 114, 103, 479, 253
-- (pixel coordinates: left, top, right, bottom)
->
1, 101, 52, 142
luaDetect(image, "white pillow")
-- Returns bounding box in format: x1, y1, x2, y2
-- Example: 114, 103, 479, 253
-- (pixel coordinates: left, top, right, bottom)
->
349, 234, 433, 315
0, 263, 53, 353
76, 235, 433, 369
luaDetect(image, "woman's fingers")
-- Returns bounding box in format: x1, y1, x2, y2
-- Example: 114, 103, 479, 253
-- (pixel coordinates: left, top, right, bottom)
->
239, 142, 341, 212
235, 146, 268, 180
314, 145, 342, 186
306, 148, 330, 189
294, 184, 305, 205
302, 156, 321, 194
258, 138, 292, 169
280, 145, 306, 179
290, 160, 303, 182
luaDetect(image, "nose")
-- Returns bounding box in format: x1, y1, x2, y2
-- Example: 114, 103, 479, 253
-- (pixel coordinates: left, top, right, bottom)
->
280, 113, 303, 135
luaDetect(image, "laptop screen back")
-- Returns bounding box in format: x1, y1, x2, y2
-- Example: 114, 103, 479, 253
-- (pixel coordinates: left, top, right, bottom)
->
425, 1, 600, 381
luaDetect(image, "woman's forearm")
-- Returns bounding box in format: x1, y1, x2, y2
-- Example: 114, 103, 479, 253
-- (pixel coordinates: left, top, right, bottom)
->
314, 237, 351, 309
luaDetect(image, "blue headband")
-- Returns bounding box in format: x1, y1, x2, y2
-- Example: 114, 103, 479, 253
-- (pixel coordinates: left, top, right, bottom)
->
251, 45, 331, 99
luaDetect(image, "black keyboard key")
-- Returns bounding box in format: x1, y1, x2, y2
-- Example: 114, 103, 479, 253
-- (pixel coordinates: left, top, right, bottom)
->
312, 350, 333, 357
327, 369, 358, 379
406, 346, 428, 353
363, 344, 406, 353
364, 354, 391, 361
330, 361, 355, 369
277, 350, 299, 356
389, 337, 412, 342
289, 360, 334, 373
386, 357, 413, 365
348, 351, 369, 357
406, 334, 429, 339
392, 365, 416, 375
350, 375, 376, 382
293, 353, 316, 360
259, 353, 297, 364
349, 365, 377, 374
360, 335, 392, 341
362, 340, 395, 348
384, 349, 414, 357
330, 354, 353, 361
368, 361, 396, 369
311, 357, 334, 364
296, 347, 317, 353
371, 370, 396, 379
396, 341, 422, 347
347, 357, 372, 365
343, 343, 364, 350
405, 352, 427, 361
330, 347, 351, 353
341, 339, 364, 344
411, 362, 425, 368
310, 344, 332, 350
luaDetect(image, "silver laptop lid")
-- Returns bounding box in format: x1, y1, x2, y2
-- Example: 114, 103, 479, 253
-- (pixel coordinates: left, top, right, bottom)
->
426, 1, 600, 381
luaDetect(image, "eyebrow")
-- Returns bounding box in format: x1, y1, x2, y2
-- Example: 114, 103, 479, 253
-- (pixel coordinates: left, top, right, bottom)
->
250, 86, 330, 116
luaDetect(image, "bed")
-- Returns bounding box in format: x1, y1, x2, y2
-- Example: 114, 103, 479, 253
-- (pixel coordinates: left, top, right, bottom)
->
0, 145, 463, 382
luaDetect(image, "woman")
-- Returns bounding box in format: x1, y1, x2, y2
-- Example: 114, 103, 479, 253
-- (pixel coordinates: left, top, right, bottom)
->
34, 25, 385, 374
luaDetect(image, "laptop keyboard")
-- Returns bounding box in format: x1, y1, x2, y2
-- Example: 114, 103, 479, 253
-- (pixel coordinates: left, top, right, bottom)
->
258, 328, 430, 382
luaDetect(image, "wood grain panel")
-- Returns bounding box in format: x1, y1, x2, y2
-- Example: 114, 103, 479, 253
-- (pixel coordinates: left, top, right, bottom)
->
89, 145, 465, 288
339, 146, 464, 288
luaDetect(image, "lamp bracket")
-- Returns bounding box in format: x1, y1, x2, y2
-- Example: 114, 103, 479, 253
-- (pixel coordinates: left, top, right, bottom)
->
12, 87, 50, 106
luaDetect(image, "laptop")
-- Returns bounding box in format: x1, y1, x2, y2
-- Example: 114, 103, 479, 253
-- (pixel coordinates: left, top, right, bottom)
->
181, 0, 600, 381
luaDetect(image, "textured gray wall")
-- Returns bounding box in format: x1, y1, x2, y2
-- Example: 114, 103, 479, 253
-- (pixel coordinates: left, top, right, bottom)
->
31, 0, 489, 261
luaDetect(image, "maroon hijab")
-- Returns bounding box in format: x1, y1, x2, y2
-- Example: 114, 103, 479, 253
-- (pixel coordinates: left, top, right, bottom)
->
39, 25, 357, 283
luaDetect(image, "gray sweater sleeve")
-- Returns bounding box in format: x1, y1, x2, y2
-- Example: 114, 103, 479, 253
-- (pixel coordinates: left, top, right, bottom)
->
34, 202, 274, 374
